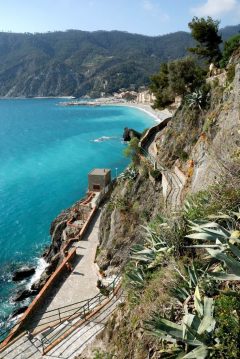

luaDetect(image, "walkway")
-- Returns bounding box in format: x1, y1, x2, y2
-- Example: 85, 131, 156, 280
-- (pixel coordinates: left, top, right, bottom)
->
0, 208, 123, 359
28, 211, 101, 331
0, 293, 122, 359
141, 129, 186, 211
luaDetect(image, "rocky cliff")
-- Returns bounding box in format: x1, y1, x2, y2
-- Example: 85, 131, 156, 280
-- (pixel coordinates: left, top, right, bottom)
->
78, 51, 240, 358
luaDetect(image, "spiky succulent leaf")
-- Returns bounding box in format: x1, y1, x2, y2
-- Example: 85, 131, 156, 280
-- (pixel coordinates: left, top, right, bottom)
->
207, 248, 240, 276
183, 345, 209, 359
194, 286, 203, 317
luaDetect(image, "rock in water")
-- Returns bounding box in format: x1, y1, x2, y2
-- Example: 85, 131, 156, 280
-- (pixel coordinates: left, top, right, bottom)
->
11, 306, 28, 318
13, 289, 39, 302
12, 267, 36, 281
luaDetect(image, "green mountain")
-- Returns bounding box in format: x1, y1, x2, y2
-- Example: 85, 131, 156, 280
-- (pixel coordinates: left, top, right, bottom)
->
0, 25, 239, 97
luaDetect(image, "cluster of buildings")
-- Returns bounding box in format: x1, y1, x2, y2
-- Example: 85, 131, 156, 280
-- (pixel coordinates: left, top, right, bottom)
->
113, 86, 156, 104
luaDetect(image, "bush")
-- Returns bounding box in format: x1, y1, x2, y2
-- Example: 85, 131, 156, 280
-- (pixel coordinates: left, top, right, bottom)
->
220, 34, 240, 68
123, 137, 140, 165
213, 293, 240, 358
150, 57, 205, 109
93, 349, 115, 359
227, 64, 236, 83
149, 169, 162, 180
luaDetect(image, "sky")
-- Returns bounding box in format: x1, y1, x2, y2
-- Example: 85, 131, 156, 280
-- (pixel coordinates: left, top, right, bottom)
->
0, 0, 239, 36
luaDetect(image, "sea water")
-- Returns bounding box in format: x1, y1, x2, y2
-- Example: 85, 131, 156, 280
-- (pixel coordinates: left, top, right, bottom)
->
0, 99, 155, 328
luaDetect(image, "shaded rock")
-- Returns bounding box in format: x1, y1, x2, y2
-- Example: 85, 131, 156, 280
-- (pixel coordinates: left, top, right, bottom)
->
12, 267, 36, 282
11, 306, 28, 318
31, 271, 51, 291
123, 127, 141, 142
13, 289, 38, 302
31, 253, 61, 291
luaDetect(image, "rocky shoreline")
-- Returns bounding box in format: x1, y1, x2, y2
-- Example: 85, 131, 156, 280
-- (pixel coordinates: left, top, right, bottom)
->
9, 198, 90, 318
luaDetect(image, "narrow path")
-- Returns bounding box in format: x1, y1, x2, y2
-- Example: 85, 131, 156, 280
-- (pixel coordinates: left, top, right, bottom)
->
0, 293, 122, 359
142, 134, 186, 211
0, 208, 124, 359
27, 211, 101, 331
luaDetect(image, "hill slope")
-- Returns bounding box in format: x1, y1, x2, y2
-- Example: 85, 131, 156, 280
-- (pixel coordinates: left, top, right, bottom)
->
0, 25, 239, 97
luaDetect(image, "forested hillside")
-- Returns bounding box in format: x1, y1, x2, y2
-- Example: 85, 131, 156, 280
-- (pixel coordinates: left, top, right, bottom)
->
0, 25, 239, 97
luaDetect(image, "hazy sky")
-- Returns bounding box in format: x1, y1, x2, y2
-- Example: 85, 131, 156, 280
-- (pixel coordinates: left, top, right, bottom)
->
0, 0, 240, 35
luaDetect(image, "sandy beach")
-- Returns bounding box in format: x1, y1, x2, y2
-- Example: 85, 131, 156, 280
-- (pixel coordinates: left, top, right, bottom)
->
114, 102, 172, 122
58, 98, 173, 123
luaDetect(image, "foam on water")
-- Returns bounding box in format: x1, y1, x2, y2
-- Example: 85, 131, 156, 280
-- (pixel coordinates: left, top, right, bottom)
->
27, 258, 48, 290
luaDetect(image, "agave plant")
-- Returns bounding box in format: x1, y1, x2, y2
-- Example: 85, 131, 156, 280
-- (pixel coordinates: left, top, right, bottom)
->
125, 266, 146, 289
185, 90, 208, 111
185, 214, 240, 280
130, 225, 174, 269
118, 167, 138, 181
171, 264, 205, 303
145, 286, 216, 359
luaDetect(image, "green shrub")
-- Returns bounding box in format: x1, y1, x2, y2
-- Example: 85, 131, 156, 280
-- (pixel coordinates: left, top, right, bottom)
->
150, 57, 205, 109
93, 349, 115, 359
213, 293, 240, 358
123, 137, 140, 165
150, 169, 162, 180
220, 34, 240, 68
227, 64, 236, 83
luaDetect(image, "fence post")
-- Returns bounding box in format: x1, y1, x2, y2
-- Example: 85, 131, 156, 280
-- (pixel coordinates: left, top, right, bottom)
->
58, 308, 61, 323
41, 338, 45, 355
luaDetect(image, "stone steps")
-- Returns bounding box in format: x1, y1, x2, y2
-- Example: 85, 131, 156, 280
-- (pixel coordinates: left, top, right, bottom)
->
0, 293, 121, 359
45, 292, 121, 358
0, 334, 42, 359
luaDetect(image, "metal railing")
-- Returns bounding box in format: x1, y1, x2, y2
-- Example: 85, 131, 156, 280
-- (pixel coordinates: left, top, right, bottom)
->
39, 274, 121, 353
0, 274, 121, 351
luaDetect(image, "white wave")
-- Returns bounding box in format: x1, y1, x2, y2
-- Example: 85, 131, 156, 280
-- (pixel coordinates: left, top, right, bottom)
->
92, 136, 118, 143
27, 257, 48, 290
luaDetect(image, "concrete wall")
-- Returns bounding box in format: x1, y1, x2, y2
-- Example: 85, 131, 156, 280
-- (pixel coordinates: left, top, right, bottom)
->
88, 172, 111, 192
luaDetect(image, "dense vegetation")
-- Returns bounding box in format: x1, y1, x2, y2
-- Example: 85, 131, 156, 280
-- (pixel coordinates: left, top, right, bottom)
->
0, 25, 239, 97
150, 18, 239, 110
150, 57, 206, 109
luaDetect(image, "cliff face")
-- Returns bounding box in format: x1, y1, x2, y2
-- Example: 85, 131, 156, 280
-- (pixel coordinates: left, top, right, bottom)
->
79, 56, 240, 358
97, 170, 164, 273
190, 63, 240, 192
97, 62, 240, 276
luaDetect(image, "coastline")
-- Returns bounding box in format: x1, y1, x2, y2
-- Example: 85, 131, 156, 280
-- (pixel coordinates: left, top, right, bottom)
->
112, 102, 172, 123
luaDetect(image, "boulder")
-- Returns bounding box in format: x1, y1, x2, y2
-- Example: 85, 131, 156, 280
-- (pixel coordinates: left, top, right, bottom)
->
31, 272, 50, 291
11, 306, 28, 318
123, 127, 141, 142
12, 267, 36, 281
13, 289, 38, 302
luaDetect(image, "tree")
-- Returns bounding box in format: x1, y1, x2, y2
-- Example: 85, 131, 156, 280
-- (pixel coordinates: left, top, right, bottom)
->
123, 137, 140, 165
220, 34, 240, 68
150, 57, 205, 109
149, 63, 174, 109
188, 16, 222, 64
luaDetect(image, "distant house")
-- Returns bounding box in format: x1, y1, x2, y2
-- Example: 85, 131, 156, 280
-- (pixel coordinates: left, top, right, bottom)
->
137, 89, 156, 104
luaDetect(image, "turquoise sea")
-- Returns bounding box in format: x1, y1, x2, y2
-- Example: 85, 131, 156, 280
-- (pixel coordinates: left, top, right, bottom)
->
0, 99, 155, 329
